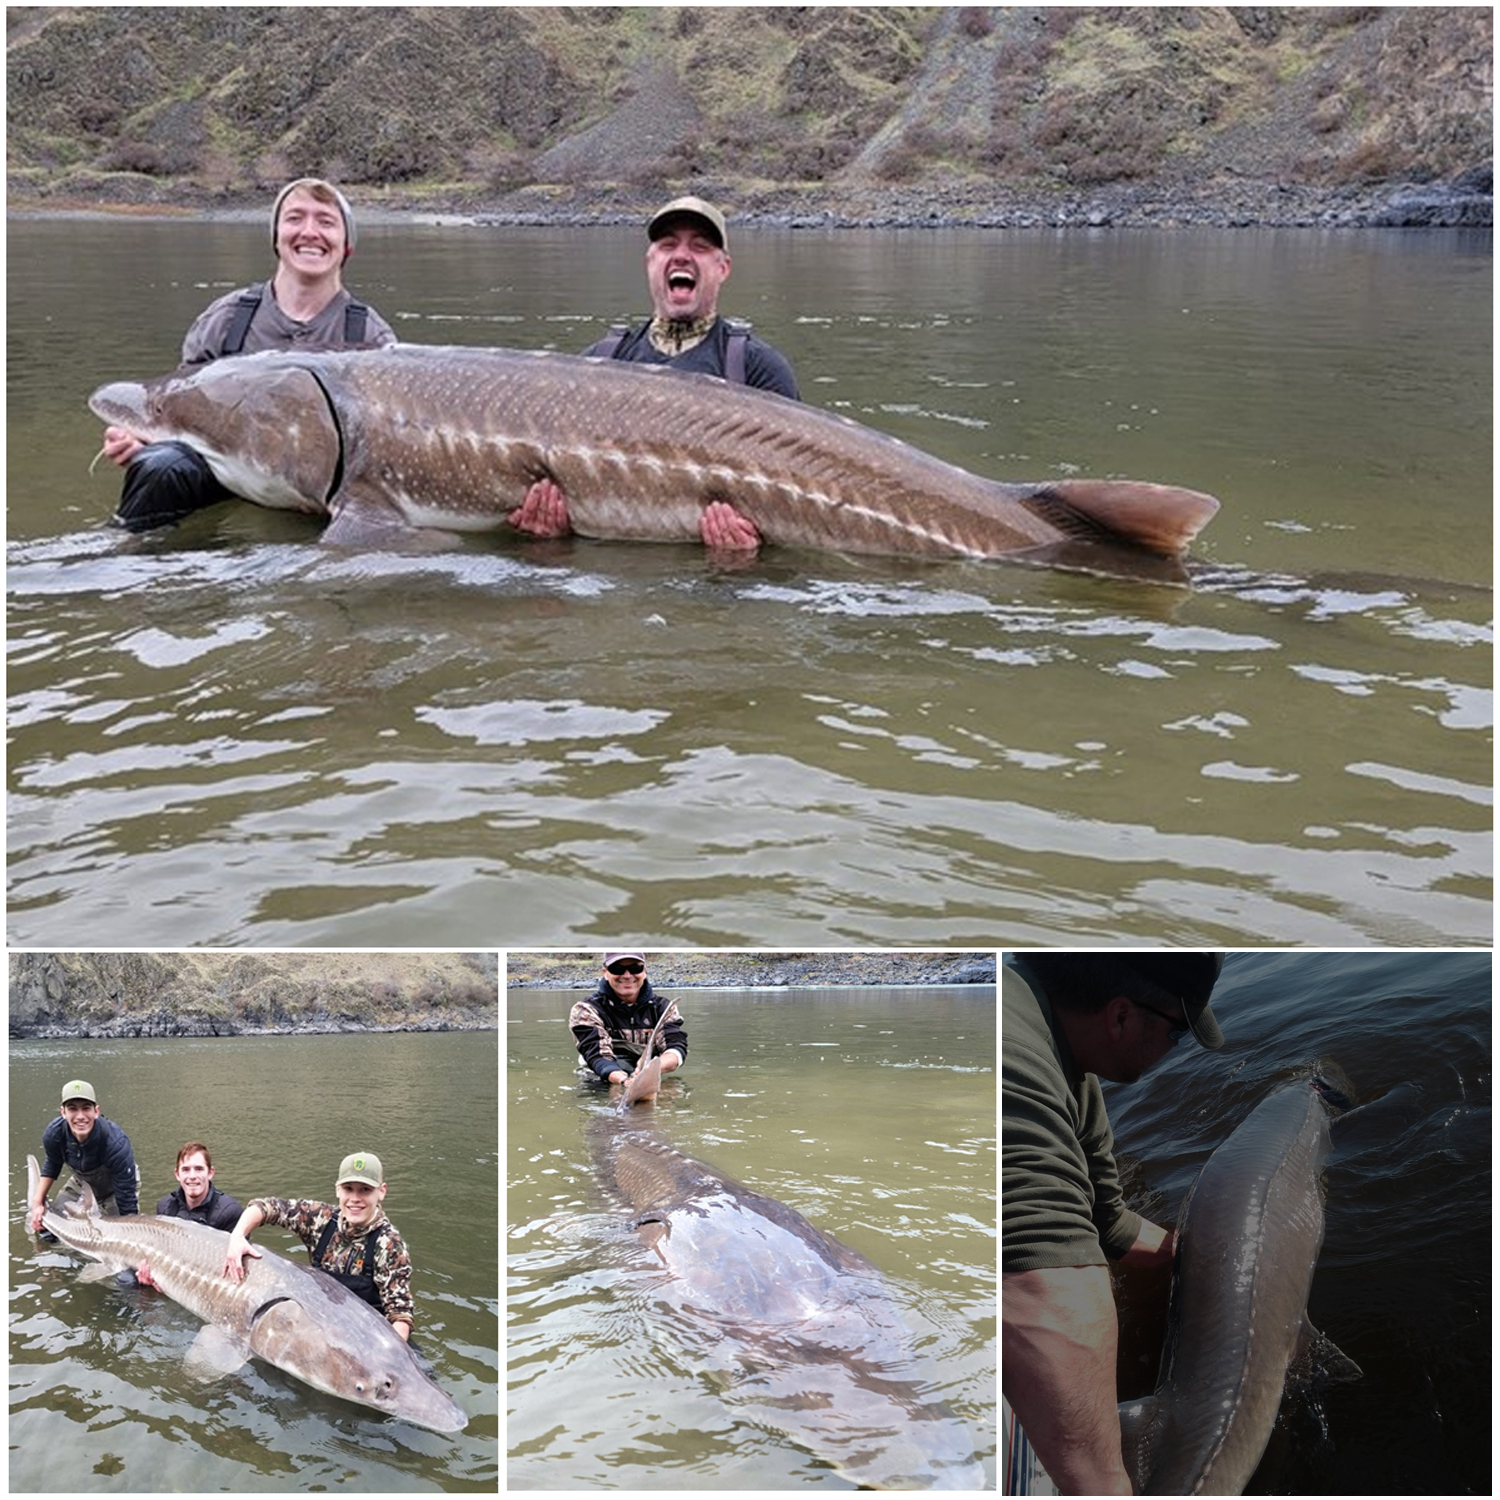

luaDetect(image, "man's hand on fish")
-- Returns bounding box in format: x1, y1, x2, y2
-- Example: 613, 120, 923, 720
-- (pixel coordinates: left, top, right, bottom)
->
510, 479, 760, 555
699, 501, 761, 553
102, 425, 145, 467
1118, 1219, 1176, 1270
223, 1233, 263, 1282
511, 479, 572, 537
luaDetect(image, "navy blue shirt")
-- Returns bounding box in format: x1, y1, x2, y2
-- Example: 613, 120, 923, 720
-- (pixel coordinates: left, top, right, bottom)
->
586, 317, 800, 400
41, 1113, 139, 1216
155, 1182, 244, 1230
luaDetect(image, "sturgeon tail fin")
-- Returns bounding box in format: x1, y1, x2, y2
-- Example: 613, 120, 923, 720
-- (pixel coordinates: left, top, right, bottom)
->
621, 1010, 670, 1109
1027, 480, 1221, 558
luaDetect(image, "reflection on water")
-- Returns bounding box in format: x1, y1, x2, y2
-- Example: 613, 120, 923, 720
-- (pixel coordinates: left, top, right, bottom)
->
7, 221, 1491, 945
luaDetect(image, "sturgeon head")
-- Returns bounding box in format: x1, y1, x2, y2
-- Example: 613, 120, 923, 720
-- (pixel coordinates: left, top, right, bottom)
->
27, 1155, 467, 1433
89, 352, 342, 514
243, 1253, 469, 1433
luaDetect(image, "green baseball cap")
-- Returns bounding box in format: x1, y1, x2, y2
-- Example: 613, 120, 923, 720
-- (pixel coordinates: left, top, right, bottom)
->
61, 1079, 97, 1104
336, 1152, 384, 1188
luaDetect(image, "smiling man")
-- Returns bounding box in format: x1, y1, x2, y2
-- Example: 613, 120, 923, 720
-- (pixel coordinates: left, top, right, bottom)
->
135, 1140, 246, 1290
222, 1151, 416, 1342
511, 197, 799, 552
27, 1078, 141, 1231
99, 176, 396, 531
570, 951, 688, 1086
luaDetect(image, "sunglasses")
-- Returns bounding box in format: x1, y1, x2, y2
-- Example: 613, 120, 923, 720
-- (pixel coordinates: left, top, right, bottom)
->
1131, 994, 1189, 1041
606, 961, 645, 976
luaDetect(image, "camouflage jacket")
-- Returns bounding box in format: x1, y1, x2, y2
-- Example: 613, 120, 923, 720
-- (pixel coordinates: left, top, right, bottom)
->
250, 1196, 415, 1328
570, 981, 688, 1081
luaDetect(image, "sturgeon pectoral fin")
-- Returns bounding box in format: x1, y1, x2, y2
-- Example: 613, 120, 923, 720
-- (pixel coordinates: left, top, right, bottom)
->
320, 494, 461, 550
1289, 1317, 1363, 1386
184, 1323, 252, 1382
1040, 480, 1221, 557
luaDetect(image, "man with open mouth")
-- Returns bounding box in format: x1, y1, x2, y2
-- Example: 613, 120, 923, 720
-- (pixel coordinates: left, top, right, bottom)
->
511, 196, 801, 554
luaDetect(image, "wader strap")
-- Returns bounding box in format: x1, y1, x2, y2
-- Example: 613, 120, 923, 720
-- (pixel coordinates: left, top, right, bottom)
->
723, 318, 751, 386
220, 284, 266, 357
343, 299, 369, 344
596, 322, 632, 360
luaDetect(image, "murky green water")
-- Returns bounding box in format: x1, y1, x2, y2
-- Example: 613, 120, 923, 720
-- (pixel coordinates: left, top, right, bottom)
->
7, 218, 1490, 945
507, 986, 997, 1488
9, 1031, 499, 1492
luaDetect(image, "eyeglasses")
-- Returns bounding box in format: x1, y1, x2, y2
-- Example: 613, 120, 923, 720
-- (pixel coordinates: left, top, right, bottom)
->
1131, 995, 1189, 1041
606, 961, 645, 976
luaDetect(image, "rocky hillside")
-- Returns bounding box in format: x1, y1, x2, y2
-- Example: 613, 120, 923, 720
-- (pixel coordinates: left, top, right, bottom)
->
507, 951, 996, 989
6, 7, 1491, 226
9, 951, 499, 1038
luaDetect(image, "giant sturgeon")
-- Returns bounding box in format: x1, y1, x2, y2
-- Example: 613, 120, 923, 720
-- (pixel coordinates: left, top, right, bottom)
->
90, 345, 1219, 573
27, 1155, 467, 1432
591, 1116, 984, 1489
1117, 1074, 1361, 1494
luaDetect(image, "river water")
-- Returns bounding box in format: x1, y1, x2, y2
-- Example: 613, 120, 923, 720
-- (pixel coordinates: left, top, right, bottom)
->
506, 986, 997, 1489
1087, 950, 1490, 1496
6, 219, 1491, 946
9, 1031, 499, 1492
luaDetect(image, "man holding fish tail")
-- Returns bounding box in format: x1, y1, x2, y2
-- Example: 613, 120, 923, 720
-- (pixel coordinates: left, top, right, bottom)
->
571, 951, 687, 1087
1002, 952, 1225, 1495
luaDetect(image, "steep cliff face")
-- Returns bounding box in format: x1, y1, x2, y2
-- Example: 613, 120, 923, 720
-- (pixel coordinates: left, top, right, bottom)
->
6, 6, 1490, 214
8, 951, 499, 1037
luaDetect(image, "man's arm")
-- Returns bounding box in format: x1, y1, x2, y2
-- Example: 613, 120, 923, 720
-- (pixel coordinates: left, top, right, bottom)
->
1117, 1218, 1174, 1269
1002, 1265, 1132, 1495
27, 1172, 57, 1232
223, 1202, 267, 1281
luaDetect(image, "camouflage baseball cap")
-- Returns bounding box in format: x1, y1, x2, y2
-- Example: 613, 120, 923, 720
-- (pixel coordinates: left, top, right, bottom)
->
336, 1152, 383, 1188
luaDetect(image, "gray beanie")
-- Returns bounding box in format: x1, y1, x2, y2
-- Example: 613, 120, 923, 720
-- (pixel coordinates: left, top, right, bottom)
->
271, 177, 356, 258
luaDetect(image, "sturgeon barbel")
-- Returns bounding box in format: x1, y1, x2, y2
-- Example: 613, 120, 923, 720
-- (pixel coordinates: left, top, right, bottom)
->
27, 1154, 466, 1432
90, 345, 1219, 571
1118, 1074, 1361, 1494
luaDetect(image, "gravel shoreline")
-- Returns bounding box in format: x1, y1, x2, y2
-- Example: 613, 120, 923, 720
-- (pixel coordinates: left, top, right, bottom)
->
7, 169, 1490, 232
507, 951, 996, 991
